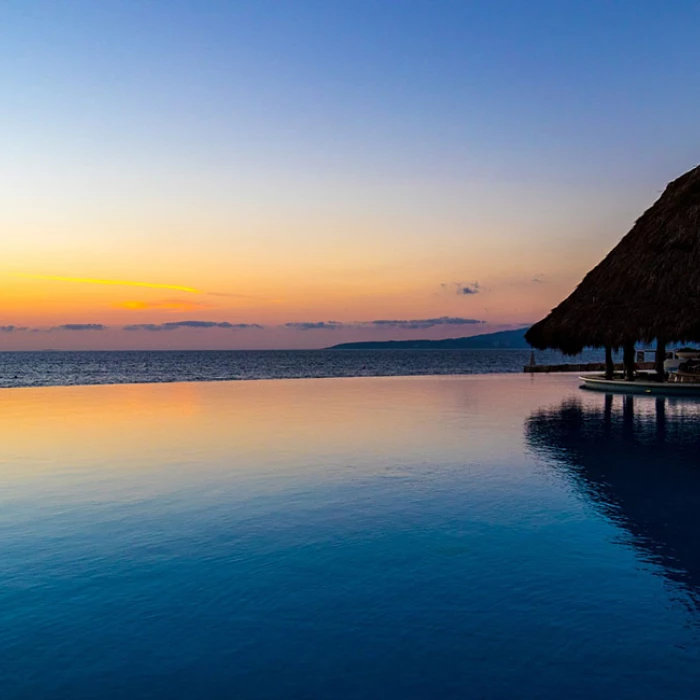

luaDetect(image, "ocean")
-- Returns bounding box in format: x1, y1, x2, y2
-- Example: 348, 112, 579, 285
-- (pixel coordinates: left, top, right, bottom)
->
0, 348, 605, 389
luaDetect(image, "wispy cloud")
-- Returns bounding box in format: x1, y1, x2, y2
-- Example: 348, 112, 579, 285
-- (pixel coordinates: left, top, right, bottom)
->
6, 317, 485, 335
368, 316, 484, 329
50, 323, 108, 332
284, 321, 344, 331
123, 321, 263, 332
459, 284, 480, 295
123, 317, 484, 332
441, 281, 481, 296
2, 323, 105, 333
531, 274, 546, 283
9, 273, 281, 303
11, 274, 200, 293
283, 317, 484, 330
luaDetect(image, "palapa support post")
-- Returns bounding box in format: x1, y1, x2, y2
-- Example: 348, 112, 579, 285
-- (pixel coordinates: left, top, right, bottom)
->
604, 345, 614, 380
623, 341, 636, 381
655, 337, 666, 382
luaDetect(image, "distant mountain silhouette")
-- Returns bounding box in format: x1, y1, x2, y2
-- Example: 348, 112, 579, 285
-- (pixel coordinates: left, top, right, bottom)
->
327, 327, 530, 350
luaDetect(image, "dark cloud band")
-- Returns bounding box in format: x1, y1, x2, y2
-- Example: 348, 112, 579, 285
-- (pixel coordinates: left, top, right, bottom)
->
368, 317, 484, 329
51, 324, 107, 332
284, 321, 343, 331
3, 317, 485, 333
284, 317, 484, 330
123, 321, 263, 332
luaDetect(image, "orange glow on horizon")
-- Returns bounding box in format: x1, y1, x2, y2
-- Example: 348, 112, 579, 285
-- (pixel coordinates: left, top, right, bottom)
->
117, 299, 214, 312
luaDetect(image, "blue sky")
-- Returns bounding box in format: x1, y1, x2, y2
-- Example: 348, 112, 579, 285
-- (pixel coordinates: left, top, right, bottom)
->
1, 1, 699, 348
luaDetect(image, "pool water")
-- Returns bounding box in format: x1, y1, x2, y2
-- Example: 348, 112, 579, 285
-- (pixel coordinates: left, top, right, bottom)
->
2, 374, 700, 698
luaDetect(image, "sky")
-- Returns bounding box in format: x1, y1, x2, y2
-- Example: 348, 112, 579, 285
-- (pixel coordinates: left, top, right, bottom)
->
2, 0, 699, 350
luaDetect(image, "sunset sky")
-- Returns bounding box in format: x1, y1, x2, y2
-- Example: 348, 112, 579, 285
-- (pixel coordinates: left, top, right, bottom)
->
2, 0, 699, 349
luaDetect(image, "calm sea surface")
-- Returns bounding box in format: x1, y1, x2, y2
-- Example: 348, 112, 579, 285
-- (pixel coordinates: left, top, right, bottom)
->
0, 348, 606, 388
2, 374, 700, 698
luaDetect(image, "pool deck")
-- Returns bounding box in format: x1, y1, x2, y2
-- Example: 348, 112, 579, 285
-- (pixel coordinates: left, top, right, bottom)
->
525, 361, 655, 374
580, 373, 700, 396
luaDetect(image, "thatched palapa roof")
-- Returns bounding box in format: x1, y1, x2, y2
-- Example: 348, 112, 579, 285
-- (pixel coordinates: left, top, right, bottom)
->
526, 164, 700, 354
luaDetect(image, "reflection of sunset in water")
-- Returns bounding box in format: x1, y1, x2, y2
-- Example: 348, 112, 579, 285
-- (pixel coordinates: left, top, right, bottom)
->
0, 375, 534, 485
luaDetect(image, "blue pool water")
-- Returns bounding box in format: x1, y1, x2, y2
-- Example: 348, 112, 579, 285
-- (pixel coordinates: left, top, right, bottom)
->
2, 374, 700, 698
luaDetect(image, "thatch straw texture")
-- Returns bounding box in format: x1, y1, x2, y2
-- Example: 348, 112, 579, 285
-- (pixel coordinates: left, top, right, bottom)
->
526, 164, 700, 354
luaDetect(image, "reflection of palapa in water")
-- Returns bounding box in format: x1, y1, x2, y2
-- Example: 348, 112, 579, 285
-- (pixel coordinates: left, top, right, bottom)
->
526, 394, 700, 605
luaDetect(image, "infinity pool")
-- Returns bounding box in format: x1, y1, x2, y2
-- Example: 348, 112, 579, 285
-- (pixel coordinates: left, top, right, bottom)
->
2, 375, 700, 698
